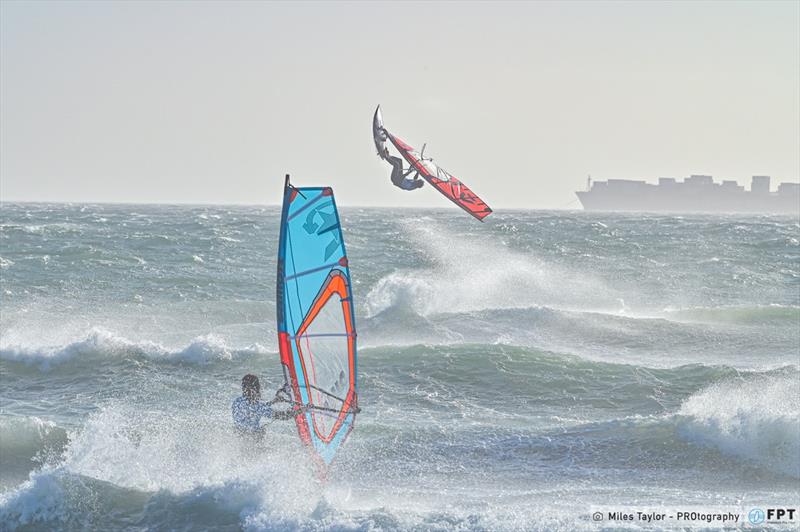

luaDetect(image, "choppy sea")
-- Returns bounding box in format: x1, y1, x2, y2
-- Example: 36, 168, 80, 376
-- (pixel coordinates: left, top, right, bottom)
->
1, 203, 798, 530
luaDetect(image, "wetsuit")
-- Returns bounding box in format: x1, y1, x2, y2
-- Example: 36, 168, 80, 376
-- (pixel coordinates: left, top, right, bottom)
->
387, 155, 424, 191
231, 396, 294, 433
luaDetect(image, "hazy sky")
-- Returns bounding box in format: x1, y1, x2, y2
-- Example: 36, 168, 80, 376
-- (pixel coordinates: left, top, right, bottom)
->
1, 0, 798, 208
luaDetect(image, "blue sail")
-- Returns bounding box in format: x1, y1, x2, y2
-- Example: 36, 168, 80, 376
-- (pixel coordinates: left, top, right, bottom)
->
276, 177, 358, 468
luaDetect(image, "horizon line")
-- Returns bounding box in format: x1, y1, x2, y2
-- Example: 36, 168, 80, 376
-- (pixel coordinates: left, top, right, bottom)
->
0, 199, 583, 211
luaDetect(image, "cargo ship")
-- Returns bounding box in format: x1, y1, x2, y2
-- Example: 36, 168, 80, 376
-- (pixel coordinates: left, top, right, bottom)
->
576, 175, 799, 214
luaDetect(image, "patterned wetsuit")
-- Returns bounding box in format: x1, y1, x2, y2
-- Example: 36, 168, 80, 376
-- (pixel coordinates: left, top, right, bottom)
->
231, 396, 273, 432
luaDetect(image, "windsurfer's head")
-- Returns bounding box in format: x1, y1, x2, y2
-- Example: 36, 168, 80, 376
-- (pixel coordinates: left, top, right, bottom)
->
241, 374, 261, 402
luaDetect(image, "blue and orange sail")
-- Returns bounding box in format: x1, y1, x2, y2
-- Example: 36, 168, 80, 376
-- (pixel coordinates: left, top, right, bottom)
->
276, 175, 358, 469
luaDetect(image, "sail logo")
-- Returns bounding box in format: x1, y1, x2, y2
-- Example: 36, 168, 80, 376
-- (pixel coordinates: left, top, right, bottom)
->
302, 201, 341, 260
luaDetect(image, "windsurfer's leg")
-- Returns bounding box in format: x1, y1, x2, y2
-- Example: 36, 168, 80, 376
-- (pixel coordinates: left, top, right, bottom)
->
387, 155, 406, 187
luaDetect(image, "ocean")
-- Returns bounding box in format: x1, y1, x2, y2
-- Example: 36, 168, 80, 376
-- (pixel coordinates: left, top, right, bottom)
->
1, 203, 798, 531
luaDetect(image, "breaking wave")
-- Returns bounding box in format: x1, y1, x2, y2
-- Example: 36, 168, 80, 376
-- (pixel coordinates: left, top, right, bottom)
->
677, 373, 800, 478
0, 328, 271, 370
365, 221, 621, 317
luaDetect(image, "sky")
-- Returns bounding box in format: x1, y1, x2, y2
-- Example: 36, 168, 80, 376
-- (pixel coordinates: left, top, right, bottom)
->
1, 0, 798, 208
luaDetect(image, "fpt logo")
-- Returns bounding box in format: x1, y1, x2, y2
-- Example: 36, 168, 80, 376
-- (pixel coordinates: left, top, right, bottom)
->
748, 508, 797, 525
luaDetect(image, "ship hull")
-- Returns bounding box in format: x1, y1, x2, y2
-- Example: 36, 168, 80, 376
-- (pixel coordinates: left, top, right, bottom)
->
576, 184, 799, 215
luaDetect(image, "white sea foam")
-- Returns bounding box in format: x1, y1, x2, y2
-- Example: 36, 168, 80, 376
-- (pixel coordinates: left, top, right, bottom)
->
63, 404, 312, 491
0, 469, 67, 527
0, 407, 312, 530
677, 374, 800, 478
0, 327, 270, 369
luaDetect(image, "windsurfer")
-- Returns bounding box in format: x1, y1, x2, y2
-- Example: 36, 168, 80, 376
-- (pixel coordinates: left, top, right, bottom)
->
232, 374, 305, 436
386, 153, 424, 191
372, 105, 492, 219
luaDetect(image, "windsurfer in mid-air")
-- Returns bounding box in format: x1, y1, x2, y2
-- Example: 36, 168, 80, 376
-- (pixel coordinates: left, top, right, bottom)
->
232, 374, 306, 438
372, 105, 492, 219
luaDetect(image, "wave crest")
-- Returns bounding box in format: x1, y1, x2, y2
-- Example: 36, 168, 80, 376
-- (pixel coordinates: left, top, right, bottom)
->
677, 373, 800, 478
0, 328, 271, 370
664, 304, 800, 325
0, 469, 68, 528
365, 222, 617, 317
